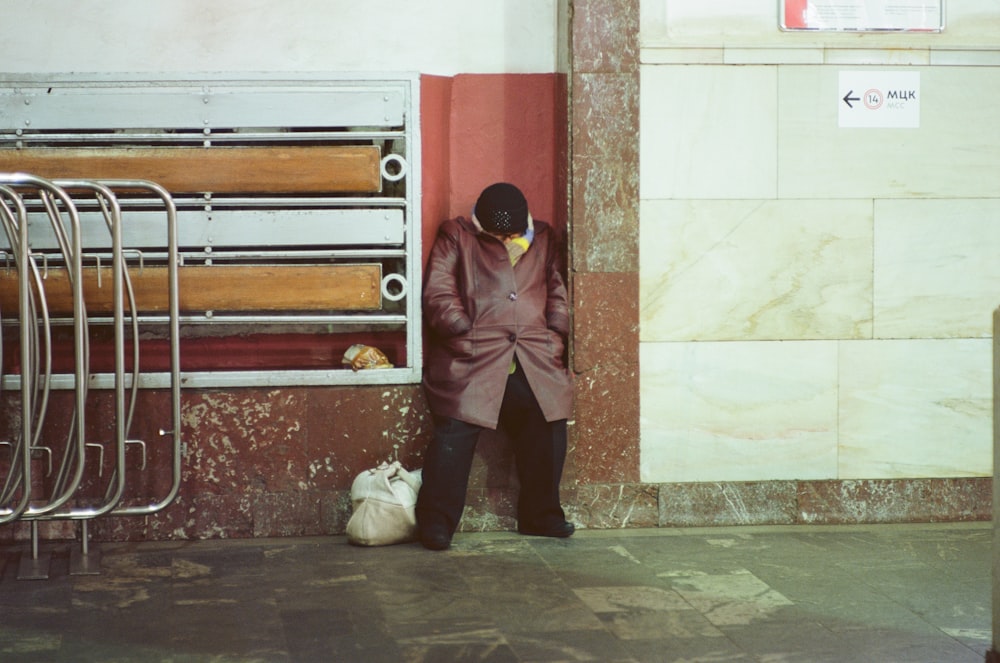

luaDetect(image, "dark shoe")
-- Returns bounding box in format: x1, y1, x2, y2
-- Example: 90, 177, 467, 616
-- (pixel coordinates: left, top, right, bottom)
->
518, 521, 575, 538
420, 528, 452, 551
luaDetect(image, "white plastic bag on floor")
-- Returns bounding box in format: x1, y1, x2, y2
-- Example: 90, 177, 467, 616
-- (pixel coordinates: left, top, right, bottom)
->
346, 461, 422, 546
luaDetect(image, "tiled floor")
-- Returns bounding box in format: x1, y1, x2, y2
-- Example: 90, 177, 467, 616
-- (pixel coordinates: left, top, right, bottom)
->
0, 522, 991, 662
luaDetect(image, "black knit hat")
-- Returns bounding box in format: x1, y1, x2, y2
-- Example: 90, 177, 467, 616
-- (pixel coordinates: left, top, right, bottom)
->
474, 182, 528, 235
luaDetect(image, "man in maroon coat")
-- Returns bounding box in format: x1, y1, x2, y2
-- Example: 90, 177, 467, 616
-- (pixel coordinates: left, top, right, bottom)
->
417, 182, 575, 550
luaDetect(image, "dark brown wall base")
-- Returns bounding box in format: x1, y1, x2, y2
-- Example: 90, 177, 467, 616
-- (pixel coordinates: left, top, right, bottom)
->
654, 478, 991, 527
462, 476, 991, 532
556, 477, 991, 531
5, 477, 988, 544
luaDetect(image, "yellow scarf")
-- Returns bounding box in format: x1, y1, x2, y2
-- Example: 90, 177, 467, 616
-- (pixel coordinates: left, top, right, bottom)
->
472, 213, 535, 265
505, 230, 532, 265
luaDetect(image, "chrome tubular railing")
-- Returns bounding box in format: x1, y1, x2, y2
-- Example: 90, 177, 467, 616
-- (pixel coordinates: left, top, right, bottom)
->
0, 174, 182, 579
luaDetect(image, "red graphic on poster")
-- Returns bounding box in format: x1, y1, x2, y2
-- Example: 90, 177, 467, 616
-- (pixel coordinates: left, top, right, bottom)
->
784, 0, 809, 29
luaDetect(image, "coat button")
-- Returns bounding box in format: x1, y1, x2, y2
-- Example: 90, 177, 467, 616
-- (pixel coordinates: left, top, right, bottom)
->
508, 333, 516, 343
508, 292, 517, 301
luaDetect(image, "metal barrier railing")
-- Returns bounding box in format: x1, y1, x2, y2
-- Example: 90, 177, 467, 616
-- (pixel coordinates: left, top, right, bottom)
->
0, 173, 182, 579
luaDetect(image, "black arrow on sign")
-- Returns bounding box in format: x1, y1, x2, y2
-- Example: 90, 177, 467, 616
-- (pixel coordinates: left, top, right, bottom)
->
842, 90, 860, 108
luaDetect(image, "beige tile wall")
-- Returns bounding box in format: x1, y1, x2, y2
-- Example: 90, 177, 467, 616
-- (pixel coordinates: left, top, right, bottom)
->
639, 199, 873, 341
640, 340, 839, 482
638, 1, 1000, 482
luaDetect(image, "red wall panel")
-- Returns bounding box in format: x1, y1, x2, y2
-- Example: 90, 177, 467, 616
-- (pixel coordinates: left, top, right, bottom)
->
421, 73, 565, 261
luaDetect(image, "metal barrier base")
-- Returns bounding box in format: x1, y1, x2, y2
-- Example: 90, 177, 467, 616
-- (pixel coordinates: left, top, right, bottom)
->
70, 548, 102, 576
17, 551, 51, 580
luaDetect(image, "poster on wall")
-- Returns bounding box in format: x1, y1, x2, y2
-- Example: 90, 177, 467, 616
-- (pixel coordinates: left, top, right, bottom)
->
781, 0, 944, 31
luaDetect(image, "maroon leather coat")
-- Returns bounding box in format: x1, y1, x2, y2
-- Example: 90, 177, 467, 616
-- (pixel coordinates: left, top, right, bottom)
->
423, 216, 573, 428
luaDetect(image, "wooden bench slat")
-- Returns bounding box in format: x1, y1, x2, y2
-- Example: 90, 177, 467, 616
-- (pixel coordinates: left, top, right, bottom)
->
0, 264, 382, 315
0, 146, 382, 194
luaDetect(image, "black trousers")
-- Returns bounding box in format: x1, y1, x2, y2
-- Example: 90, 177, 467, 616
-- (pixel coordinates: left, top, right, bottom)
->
416, 362, 568, 536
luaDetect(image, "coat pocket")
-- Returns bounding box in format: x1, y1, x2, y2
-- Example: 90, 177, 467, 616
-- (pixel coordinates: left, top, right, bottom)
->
538, 327, 567, 370
426, 332, 474, 382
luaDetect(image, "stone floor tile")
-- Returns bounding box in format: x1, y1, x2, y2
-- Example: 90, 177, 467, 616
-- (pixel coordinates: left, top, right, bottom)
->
0, 523, 990, 663
596, 609, 724, 641
621, 635, 754, 663
573, 586, 690, 613
506, 629, 638, 662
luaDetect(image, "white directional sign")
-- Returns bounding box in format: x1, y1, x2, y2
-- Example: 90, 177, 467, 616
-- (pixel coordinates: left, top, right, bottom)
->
838, 71, 921, 128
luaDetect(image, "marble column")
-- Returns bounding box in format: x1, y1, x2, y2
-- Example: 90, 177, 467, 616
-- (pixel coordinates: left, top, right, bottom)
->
566, 0, 642, 518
